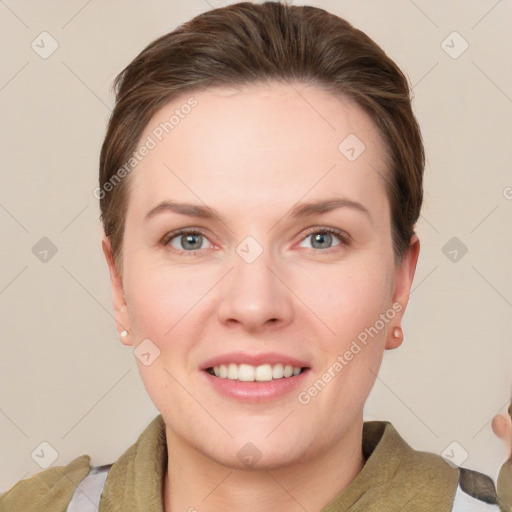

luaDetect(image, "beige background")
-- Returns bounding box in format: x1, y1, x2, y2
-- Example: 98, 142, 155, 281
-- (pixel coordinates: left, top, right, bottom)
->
0, 0, 511, 492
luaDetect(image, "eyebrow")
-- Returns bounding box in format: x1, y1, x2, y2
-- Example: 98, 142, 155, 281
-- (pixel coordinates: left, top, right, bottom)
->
144, 198, 371, 222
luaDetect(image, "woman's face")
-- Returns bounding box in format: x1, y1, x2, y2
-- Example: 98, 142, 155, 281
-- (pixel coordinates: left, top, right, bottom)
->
104, 82, 419, 469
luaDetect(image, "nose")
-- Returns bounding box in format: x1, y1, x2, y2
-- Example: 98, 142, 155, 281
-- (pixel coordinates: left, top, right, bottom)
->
216, 248, 294, 333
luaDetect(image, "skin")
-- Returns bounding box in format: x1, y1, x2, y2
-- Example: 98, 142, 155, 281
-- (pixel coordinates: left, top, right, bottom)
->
103, 82, 420, 512
492, 409, 512, 460
493, 408, 512, 510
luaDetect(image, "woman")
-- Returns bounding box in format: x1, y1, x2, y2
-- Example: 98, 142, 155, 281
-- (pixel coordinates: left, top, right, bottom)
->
0, 2, 500, 511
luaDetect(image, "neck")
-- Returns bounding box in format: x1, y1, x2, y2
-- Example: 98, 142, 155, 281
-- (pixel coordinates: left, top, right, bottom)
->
163, 420, 365, 512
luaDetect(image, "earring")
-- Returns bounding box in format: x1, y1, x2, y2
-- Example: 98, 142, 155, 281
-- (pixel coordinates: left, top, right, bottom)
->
120, 330, 128, 338
392, 326, 402, 339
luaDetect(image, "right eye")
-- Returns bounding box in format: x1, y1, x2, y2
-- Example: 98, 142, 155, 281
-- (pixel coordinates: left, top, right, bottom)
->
163, 229, 213, 254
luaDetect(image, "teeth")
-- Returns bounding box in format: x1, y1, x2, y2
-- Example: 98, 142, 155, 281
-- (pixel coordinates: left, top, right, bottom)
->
272, 363, 284, 379
283, 365, 293, 378
211, 363, 303, 381
227, 363, 238, 380
254, 364, 272, 382
238, 364, 255, 382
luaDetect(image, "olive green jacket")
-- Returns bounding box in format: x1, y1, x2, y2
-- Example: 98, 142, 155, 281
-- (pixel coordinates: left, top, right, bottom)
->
498, 459, 512, 511
0, 416, 497, 511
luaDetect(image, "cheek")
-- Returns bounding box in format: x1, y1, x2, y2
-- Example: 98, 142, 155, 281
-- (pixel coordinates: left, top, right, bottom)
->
124, 265, 207, 415
301, 259, 394, 404
126, 262, 214, 341
301, 258, 394, 341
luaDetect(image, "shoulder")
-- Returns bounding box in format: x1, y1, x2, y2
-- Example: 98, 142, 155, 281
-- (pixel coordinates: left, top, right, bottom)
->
365, 421, 460, 483
450, 468, 500, 511
363, 422, 499, 511
0, 455, 91, 512
497, 460, 512, 511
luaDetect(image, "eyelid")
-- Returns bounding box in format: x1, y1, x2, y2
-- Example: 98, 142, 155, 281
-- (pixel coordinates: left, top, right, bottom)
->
161, 226, 350, 254
297, 226, 351, 250
161, 227, 208, 243
161, 227, 214, 253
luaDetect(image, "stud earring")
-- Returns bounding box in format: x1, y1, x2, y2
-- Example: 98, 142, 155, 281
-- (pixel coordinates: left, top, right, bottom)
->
392, 326, 402, 339
120, 330, 128, 338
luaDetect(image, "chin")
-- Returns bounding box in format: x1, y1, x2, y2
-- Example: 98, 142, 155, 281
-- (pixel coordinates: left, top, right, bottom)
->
208, 443, 308, 471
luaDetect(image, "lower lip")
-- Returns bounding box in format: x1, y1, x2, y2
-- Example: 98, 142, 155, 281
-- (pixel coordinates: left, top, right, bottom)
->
202, 369, 310, 403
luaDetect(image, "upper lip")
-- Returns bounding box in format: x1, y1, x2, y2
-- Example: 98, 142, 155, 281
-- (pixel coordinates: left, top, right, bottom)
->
200, 352, 310, 370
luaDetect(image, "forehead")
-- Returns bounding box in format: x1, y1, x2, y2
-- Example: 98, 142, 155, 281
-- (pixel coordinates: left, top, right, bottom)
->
128, 82, 389, 216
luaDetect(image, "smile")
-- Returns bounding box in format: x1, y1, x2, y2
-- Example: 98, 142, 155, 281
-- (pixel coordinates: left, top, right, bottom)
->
206, 363, 304, 381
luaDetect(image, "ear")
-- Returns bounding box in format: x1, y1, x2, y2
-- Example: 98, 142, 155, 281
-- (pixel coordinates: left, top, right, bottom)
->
102, 235, 132, 346
385, 234, 420, 350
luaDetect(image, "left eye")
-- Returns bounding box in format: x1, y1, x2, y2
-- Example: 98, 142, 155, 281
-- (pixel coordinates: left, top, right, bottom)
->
299, 230, 343, 250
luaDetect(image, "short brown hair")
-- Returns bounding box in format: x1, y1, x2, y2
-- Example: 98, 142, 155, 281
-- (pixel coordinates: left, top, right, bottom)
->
99, 1, 424, 271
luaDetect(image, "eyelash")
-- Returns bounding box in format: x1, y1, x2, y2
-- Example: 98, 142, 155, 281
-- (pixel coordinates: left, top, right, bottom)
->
161, 226, 351, 255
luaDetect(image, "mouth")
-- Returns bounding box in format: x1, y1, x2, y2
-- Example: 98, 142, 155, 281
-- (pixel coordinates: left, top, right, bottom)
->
205, 363, 309, 382
200, 352, 311, 402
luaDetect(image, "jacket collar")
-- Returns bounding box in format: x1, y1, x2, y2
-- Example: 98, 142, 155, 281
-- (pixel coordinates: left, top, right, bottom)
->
100, 416, 459, 512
